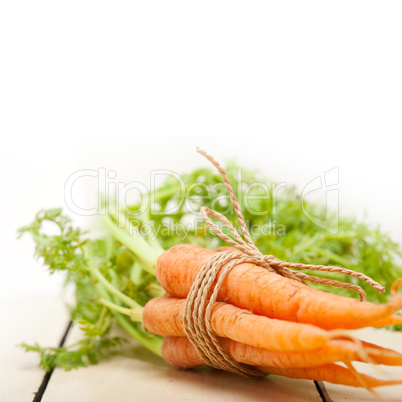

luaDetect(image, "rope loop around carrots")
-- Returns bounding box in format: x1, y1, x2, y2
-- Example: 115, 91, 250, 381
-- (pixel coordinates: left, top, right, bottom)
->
183, 250, 267, 378
182, 147, 385, 377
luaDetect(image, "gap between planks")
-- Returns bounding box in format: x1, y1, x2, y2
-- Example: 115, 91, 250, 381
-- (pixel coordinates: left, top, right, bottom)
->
33, 321, 73, 402
41, 322, 323, 402
314, 381, 332, 402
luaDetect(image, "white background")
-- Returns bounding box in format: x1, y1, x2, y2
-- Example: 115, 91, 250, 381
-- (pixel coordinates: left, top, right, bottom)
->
1, 1, 401, 300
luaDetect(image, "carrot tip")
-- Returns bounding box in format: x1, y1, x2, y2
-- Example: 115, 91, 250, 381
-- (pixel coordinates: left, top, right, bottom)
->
388, 279, 402, 313
391, 278, 402, 294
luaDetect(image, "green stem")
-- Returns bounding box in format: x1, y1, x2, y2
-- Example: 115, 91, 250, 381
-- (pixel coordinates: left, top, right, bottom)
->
99, 298, 143, 322
130, 261, 143, 285
146, 283, 165, 298
91, 267, 139, 309
123, 209, 165, 259
131, 193, 165, 256
97, 306, 108, 331
85, 243, 140, 309
102, 213, 158, 274
105, 234, 115, 260
97, 285, 162, 357
108, 268, 120, 290
115, 313, 162, 357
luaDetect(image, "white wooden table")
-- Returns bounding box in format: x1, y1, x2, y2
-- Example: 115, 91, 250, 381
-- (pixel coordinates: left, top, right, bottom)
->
2, 296, 402, 401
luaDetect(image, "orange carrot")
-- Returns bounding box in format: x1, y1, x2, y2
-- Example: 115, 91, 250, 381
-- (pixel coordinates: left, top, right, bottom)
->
218, 338, 402, 369
160, 335, 402, 370
162, 337, 402, 389
156, 244, 402, 330
371, 314, 402, 327
162, 336, 204, 369
258, 364, 402, 389
143, 296, 336, 352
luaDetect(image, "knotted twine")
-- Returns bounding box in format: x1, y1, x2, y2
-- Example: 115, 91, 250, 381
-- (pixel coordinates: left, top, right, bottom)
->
182, 148, 385, 378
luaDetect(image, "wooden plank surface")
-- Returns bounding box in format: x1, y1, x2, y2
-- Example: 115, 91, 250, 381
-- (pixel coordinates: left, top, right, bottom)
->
0, 296, 70, 402
4, 295, 402, 401
43, 325, 321, 402
324, 328, 402, 402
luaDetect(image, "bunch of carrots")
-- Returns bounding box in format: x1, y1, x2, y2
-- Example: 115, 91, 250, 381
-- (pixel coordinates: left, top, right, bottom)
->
19, 150, 402, 400
140, 243, 402, 395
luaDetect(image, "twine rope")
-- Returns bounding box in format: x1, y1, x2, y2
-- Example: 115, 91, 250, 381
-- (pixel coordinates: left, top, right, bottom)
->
182, 147, 384, 377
